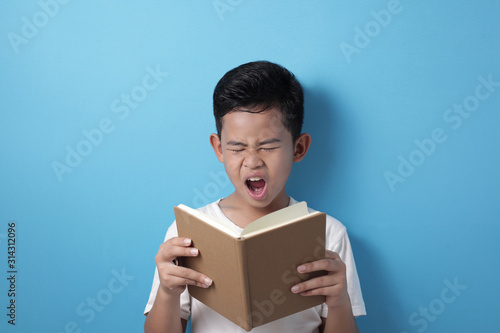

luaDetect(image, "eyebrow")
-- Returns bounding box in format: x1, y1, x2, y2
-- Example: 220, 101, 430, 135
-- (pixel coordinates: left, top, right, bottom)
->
226, 138, 281, 147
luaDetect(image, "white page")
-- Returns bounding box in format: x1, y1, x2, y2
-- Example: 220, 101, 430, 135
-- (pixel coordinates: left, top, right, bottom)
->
240, 201, 310, 237
177, 204, 239, 238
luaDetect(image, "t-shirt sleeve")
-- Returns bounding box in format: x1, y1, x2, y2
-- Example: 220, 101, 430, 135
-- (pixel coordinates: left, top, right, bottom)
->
143, 222, 191, 320
320, 217, 366, 318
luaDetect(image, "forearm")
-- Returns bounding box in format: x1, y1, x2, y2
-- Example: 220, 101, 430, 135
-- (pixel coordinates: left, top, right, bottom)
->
322, 299, 359, 333
144, 288, 185, 333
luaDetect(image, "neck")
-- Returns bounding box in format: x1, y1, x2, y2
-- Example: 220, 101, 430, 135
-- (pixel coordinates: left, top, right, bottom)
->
219, 192, 290, 228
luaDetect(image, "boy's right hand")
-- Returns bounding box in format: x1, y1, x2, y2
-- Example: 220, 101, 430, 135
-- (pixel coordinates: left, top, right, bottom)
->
155, 237, 213, 297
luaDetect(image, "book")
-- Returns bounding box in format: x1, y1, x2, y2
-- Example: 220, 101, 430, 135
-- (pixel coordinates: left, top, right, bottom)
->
174, 201, 327, 331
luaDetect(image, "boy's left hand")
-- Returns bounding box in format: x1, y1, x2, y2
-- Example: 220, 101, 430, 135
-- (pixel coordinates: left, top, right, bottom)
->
291, 250, 350, 309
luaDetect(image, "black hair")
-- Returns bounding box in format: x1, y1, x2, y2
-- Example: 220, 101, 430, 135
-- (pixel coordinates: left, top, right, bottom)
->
213, 61, 304, 142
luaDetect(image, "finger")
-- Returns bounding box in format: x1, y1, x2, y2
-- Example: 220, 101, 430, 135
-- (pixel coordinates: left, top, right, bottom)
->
296, 286, 333, 297
297, 257, 345, 275
167, 237, 193, 247
291, 274, 344, 295
156, 246, 199, 264
164, 272, 212, 289
156, 240, 200, 263
325, 250, 340, 260
161, 264, 213, 288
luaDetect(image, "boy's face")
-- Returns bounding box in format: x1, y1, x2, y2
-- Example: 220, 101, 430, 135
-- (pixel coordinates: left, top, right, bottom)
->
210, 107, 310, 210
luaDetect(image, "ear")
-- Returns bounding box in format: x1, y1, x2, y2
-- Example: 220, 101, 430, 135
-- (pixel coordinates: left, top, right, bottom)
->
293, 133, 311, 162
210, 133, 224, 163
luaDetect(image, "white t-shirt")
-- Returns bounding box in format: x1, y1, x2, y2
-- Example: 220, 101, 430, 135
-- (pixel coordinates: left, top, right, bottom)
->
145, 198, 366, 333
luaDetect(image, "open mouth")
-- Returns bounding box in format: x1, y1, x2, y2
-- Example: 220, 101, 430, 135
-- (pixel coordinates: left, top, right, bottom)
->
245, 177, 267, 200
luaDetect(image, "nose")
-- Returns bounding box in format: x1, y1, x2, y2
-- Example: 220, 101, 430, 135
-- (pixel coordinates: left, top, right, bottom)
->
243, 150, 263, 169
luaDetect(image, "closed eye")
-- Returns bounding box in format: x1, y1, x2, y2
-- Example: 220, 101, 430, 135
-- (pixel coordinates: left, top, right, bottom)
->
260, 147, 279, 152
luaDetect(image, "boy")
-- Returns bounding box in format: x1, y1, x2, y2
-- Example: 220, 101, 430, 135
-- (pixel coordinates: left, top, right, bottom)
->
144, 61, 366, 332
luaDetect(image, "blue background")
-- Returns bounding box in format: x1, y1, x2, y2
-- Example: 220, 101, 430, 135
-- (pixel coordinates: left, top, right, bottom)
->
1, 1, 499, 332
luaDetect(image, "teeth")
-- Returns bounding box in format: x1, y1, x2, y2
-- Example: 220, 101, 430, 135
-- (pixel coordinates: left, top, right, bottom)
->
248, 177, 262, 181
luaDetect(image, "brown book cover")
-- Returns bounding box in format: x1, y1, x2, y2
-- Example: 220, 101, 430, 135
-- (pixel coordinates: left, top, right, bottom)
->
174, 202, 326, 331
